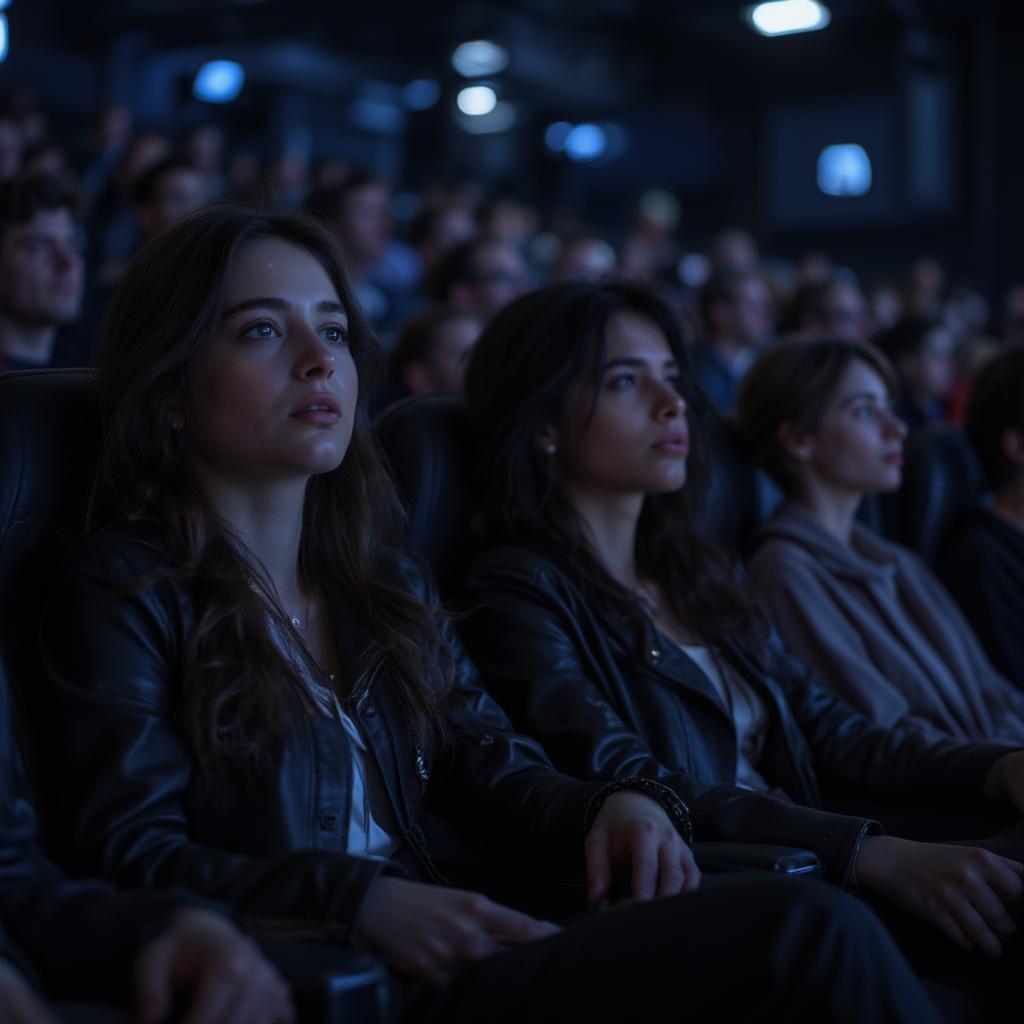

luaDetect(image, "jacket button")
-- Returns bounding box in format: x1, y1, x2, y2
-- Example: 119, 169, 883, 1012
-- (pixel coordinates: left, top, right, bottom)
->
649, 648, 661, 660
319, 810, 339, 830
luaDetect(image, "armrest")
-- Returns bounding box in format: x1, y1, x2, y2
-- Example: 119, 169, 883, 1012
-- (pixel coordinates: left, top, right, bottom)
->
255, 937, 394, 1024
692, 841, 822, 876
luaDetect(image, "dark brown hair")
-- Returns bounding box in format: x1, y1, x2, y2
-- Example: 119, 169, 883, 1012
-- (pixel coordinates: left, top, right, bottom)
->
91, 204, 450, 781
965, 343, 1024, 491
0, 171, 80, 245
465, 280, 770, 663
735, 334, 897, 492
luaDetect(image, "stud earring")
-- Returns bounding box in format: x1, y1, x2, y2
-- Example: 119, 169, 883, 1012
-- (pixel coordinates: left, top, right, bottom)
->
544, 443, 557, 454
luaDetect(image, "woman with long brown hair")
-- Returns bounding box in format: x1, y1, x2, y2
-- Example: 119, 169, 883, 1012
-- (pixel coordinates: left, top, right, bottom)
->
35, 207, 930, 1022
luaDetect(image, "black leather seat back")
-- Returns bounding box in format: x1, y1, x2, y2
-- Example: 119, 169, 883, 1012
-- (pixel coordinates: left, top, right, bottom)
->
0, 370, 99, 710
697, 418, 782, 558
374, 395, 479, 594
897, 426, 983, 563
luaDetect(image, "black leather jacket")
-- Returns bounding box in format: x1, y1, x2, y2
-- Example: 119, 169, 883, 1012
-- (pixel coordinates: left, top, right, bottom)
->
0, 659, 195, 999
462, 545, 1019, 883
38, 528, 659, 942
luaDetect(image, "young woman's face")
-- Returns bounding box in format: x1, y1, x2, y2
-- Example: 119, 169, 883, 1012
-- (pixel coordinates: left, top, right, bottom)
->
802, 359, 907, 495
549, 310, 688, 498
187, 238, 358, 485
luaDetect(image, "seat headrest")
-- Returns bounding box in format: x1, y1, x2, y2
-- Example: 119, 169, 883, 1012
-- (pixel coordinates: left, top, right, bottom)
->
898, 426, 982, 563
374, 395, 478, 593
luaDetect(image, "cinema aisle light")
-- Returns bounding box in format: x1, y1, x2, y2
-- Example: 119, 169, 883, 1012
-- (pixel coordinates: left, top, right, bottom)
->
745, 1, 830, 37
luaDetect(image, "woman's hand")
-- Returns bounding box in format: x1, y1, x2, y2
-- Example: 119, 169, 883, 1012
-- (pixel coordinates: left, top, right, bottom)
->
354, 877, 560, 981
136, 909, 294, 1024
0, 959, 56, 1024
585, 790, 700, 904
856, 835, 1024, 958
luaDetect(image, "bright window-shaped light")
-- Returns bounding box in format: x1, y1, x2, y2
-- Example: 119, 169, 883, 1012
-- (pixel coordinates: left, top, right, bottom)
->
456, 85, 497, 116
451, 40, 508, 77
193, 61, 245, 104
746, 1, 830, 37
0, 16, 8, 64
817, 143, 872, 197
565, 123, 607, 162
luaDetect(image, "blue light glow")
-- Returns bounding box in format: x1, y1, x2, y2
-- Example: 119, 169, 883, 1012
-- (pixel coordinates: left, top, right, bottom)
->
404, 79, 441, 111
817, 143, 872, 197
193, 61, 246, 104
565, 123, 607, 162
0, 16, 8, 64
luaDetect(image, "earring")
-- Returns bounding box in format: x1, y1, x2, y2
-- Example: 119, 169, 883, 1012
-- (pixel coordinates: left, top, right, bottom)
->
544, 443, 557, 454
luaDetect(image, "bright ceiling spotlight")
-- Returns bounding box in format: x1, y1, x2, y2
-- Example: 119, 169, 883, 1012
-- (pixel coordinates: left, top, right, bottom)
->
193, 60, 245, 103
451, 39, 509, 77
745, 0, 830, 37
456, 84, 497, 116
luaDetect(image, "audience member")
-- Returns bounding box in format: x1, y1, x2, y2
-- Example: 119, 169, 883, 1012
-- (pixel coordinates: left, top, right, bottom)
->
551, 235, 617, 282
410, 201, 476, 283
430, 237, 529, 321
0, 173, 87, 371
694, 268, 774, 412
737, 335, 1024, 742
388, 307, 481, 398
461, 282, 1024, 1015
33, 207, 938, 1024
0, 658, 293, 1023
133, 157, 210, 239
877, 315, 956, 433
939, 344, 1024, 690
0, 114, 23, 182
781, 277, 871, 342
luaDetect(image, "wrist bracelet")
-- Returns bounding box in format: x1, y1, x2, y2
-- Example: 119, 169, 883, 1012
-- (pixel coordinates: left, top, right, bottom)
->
583, 776, 694, 845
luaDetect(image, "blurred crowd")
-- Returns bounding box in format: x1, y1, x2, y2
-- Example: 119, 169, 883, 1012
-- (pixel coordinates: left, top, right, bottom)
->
0, 91, 1021, 428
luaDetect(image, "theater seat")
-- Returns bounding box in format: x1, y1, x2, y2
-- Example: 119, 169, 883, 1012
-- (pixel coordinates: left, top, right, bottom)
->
0, 369, 392, 1023
895, 426, 983, 564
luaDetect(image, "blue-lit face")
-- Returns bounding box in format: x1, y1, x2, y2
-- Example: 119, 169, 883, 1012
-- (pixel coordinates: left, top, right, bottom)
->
545, 311, 689, 501
186, 239, 358, 487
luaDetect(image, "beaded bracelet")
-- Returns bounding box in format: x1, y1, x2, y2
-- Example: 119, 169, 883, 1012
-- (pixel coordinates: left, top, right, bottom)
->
583, 776, 694, 846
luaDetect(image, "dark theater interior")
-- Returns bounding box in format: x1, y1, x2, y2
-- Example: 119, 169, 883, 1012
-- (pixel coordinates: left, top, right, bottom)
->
3, 2, 1024, 1022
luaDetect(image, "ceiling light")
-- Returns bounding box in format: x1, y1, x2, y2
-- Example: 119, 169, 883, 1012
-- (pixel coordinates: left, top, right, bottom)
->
745, 1, 830, 37
193, 60, 245, 104
565, 123, 607, 162
456, 85, 497, 117
451, 40, 509, 77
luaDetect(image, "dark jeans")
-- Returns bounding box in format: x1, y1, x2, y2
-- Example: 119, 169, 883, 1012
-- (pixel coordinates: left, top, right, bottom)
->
407, 873, 939, 1024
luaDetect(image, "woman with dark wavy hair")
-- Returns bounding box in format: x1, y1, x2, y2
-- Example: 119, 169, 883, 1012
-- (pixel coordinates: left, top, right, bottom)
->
35, 207, 931, 1022
462, 280, 1024, 1013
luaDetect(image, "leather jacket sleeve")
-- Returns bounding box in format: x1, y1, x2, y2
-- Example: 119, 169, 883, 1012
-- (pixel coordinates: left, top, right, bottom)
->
1, 659, 209, 998
39, 534, 398, 939
384, 552, 691, 867
462, 552, 881, 884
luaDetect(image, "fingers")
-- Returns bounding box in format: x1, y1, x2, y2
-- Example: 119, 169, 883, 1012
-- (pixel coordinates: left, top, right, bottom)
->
950, 899, 1005, 959
656, 838, 686, 897
136, 932, 176, 1024
627, 822, 659, 901
584, 827, 611, 903
986, 854, 1024, 900
475, 895, 560, 945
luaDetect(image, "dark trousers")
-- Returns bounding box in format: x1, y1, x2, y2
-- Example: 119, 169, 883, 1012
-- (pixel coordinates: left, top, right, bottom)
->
408, 873, 940, 1024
